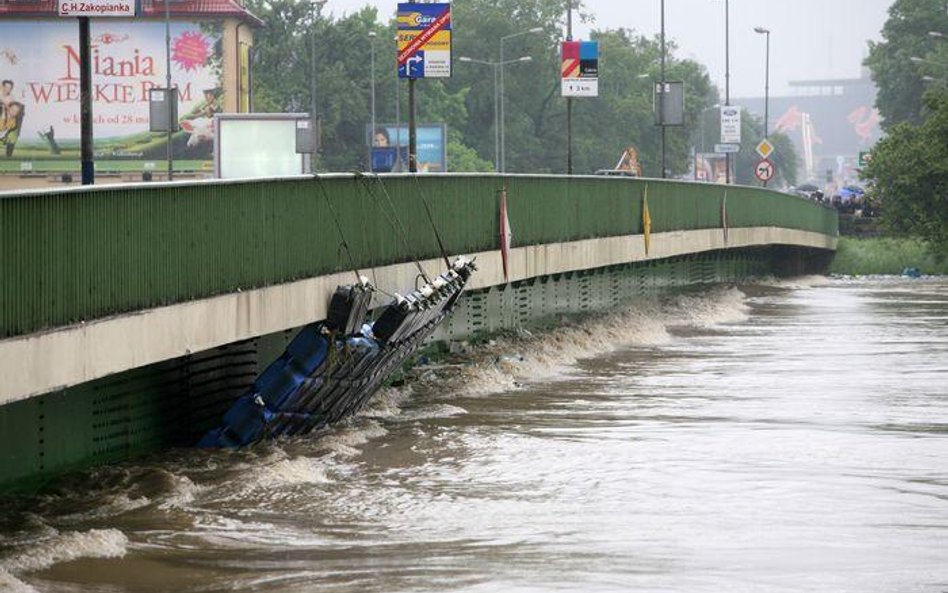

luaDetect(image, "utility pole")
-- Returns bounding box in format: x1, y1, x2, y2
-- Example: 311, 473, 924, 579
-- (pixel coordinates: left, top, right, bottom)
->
566, 0, 573, 175
79, 16, 93, 185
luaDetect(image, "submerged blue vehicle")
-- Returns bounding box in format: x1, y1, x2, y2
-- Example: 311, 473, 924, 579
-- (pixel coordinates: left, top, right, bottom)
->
199, 257, 476, 448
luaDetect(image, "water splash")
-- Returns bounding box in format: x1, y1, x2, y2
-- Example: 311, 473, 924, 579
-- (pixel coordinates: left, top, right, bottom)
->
0, 528, 128, 574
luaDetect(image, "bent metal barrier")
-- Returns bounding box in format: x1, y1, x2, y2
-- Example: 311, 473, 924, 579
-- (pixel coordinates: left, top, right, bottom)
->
0, 174, 838, 492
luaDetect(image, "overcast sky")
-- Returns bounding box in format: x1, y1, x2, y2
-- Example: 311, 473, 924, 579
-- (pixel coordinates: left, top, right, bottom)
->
325, 0, 892, 98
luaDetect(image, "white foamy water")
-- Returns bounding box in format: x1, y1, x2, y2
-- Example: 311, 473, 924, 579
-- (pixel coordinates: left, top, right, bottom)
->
0, 529, 128, 575
3, 278, 948, 593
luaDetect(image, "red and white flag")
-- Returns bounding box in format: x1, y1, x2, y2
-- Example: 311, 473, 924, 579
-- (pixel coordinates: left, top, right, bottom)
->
500, 186, 513, 283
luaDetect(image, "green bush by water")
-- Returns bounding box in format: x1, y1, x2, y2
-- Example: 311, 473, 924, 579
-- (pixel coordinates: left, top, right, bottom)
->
830, 237, 948, 276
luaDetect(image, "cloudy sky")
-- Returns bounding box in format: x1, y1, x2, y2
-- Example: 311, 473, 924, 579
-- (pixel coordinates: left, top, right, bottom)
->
324, 0, 893, 98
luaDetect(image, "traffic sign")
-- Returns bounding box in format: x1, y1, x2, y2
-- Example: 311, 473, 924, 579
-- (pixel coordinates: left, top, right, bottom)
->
714, 143, 741, 154
755, 159, 775, 182
858, 151, 872, 168
756, 138, 775, 159
720, 106, 742, 144
397, 3, 452, 79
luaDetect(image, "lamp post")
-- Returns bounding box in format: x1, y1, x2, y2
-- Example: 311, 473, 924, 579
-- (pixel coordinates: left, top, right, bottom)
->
459, 55, 532, 172
754, 26, 770, 186
309, 1, 327, 173
499, 26, 543, 172
368, 30, 376, 170
660, 0, 666, 178
716, 0, 731, 184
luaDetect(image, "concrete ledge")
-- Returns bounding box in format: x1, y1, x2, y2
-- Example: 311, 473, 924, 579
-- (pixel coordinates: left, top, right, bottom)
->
0, 226, 835, 405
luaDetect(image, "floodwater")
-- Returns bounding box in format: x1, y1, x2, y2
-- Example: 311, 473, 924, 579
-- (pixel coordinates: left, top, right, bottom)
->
2, 276, 948, 593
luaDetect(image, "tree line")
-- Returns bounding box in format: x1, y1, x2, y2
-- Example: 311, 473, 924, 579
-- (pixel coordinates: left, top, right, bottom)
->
245, 0, 797, 185
863, 0, 948, 249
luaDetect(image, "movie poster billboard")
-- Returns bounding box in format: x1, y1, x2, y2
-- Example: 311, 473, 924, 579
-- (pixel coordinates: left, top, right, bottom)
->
367, 123, 447, 172
0, 20, 222, 171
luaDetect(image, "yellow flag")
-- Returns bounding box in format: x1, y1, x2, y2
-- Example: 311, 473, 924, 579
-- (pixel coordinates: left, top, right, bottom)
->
642, 184, 652, 256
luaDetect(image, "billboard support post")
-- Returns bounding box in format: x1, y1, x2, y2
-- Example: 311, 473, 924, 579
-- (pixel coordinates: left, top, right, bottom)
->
164, 0, 174, 181
79, 16, 93, 185
408, 78, 417, 172
566, 0, 572, 175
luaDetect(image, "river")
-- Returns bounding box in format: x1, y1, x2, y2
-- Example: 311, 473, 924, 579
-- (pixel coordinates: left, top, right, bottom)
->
2, 276, 947, 593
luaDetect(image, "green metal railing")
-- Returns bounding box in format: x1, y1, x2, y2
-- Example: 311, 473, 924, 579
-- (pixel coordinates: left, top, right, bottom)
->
0, 174, 837, 339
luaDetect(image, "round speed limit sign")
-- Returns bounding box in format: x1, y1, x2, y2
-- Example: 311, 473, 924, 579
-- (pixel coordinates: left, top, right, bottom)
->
755, 159, 775, 182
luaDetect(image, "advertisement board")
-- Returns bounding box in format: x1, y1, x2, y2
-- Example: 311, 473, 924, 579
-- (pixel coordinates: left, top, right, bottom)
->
215, 114, 307, 179
719, 105, 742, 144
0, 20, 222, 171
653, 81, 684, 126
368, 123, 446, 172
561, 40, 598, 97
397, 3, 452, 79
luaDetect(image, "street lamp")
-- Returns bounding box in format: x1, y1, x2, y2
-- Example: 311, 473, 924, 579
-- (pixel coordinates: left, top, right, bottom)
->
754, 26, 770, 186
660, 0, 667, 178
929, 31, 945, 39
459, 55, 532, 172
714, 0, 732, 183
753, 27, 770, 138
499, 26, 543, 172
368, 30, 376, 170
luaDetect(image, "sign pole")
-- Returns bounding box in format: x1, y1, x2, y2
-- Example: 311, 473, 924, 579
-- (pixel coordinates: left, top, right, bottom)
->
408, 78, 417, 173
79, 16, 94, 185
724, 0, 731, 185
566, 0, 573, 175
165, 0, 174, 181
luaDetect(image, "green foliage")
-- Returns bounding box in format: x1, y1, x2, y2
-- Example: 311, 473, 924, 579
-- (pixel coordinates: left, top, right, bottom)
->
244, 0, 722, 176
861, 90, 948, 247
830, 236, 948, 276
865, 0, 948, 129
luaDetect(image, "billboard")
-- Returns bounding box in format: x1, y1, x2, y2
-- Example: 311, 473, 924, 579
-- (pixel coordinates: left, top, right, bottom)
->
215, 114, 307, 179
0, 20, 222, 171
367, 123, 446, 172
719, 105, 741, 144
397, 3, 452, 79
653, 81, 684, 126
561, 40, 598, 97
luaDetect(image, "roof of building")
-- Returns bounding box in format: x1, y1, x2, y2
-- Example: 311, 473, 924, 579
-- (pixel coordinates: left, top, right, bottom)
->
0, 0, 262, 25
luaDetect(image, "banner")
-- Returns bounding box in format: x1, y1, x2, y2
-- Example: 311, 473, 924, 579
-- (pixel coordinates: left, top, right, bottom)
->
0, 20, 222, 169
561, 40, 598, 97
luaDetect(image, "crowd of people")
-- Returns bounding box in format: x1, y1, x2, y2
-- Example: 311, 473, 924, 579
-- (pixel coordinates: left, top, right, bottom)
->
797, 185, 876, 217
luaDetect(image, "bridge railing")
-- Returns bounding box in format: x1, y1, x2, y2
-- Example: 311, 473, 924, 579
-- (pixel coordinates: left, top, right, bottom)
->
0, 174, 837, 340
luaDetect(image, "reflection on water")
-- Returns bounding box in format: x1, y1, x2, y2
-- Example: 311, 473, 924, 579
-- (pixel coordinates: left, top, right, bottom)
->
2, 277, 948, 593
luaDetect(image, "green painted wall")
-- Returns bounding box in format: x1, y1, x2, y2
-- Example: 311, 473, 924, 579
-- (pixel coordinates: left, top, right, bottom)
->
1, 247, 802, 495
0, 175, 837, 339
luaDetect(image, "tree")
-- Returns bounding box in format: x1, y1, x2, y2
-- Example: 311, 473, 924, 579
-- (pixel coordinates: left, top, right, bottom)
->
865, 0, 948, 129
861, 90, 948, 247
